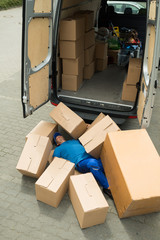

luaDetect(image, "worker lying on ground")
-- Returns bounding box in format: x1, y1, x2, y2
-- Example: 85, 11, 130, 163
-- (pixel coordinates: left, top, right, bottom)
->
52, 132, 113, 200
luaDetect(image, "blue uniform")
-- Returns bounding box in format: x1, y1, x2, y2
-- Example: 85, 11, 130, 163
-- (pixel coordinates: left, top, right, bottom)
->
53, 139, 109, 189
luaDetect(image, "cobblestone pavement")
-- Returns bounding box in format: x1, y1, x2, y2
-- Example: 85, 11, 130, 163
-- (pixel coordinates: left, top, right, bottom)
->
0, 7, 160, 240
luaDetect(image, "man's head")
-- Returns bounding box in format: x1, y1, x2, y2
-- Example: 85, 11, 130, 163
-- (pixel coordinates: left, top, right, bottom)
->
53, 132, 66, 146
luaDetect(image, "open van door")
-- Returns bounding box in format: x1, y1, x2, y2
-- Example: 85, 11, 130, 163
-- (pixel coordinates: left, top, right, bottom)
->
21, 0, 60, 118
137, 0, 160, 128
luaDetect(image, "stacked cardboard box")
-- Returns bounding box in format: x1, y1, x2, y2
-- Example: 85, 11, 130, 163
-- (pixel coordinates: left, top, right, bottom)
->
74, 10, 95, 80
122, 58, 142, 102
60, 17, 85, 91
95, 41, 108, 71
108, 49, 120, 64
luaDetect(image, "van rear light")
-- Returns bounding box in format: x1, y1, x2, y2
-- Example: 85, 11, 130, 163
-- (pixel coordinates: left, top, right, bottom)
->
51, 102, 58, 106
128, 116, 137, 119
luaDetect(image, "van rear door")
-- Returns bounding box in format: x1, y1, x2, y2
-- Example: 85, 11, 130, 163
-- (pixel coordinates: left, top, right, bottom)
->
137, 0, 160, 128
21, 0, 59, 118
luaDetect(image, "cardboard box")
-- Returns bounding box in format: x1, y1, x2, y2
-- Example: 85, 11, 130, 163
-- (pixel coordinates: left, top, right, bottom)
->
16, 135, 52, 178
60, 36, 84, 59
79, 115, 120, 159
48, 149, 54, 164
95, 42, 108, 59
84, 61, 95, 80
62, 72, 83, 91
62, 52, 84, 75
126, 58, 142, 85
35, 157, 75, 208
84, 29, 95, 50
122, 79, 137, 102
25, 121, 58, 142
60, 17, 85, 41
100, 129, 160, 218
96, 57, 108, 71
84, 45, 95, 65
69, 173, 109, 228
74, 170, 81, 175
74, 10, 94, 32
87, 113, 105, 131
49, 102, 87, 139
108, 49, 120, 64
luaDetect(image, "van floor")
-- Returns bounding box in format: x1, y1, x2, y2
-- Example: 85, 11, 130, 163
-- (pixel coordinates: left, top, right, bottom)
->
58, 64, 134, 107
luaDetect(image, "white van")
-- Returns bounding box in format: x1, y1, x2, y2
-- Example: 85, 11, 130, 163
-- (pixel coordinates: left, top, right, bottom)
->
21, 0, 160, 128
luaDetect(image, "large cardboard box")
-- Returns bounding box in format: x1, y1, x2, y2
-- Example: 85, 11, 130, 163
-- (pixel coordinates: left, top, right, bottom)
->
108, 49, 120, 64
49, 102, 87, 139
60, 17, 85, 41
122, 79, 137, 102
84, 61, 95, 80
126, 58, 142, 85
35, 157, 75, 208
100, 129, 160, 218
16, 135, 52, 178
69, 173, 109, 228
60, 36, 84, 59
96, 57, 108, 71
62, 52, 84, 75
62, 72, 83, 91
84, 29, 95, 50
25, 121, 58, 142
74, 10, 94, 32
95, 42, 108, 59
79, 115, 120, 159
84, 45, 95, 65
87, 112, 105, 131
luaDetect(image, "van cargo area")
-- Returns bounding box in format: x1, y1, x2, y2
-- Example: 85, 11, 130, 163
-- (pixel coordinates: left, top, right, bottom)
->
55, 1, 146, 112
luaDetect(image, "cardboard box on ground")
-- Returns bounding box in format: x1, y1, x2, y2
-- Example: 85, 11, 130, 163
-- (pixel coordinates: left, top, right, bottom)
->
79, 115, 120, 159
100, 129, 160, 218
49, 102, 87, 139
25, 120, 58, 142
35, 157, 75, 208
69, 173, 109, 228
16, 134, 52, 178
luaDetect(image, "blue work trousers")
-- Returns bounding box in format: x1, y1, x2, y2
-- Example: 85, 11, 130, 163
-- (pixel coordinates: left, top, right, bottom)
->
76, 158, 109, 189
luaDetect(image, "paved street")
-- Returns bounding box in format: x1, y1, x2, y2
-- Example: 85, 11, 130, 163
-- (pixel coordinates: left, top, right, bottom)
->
0, 7, 160, 240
